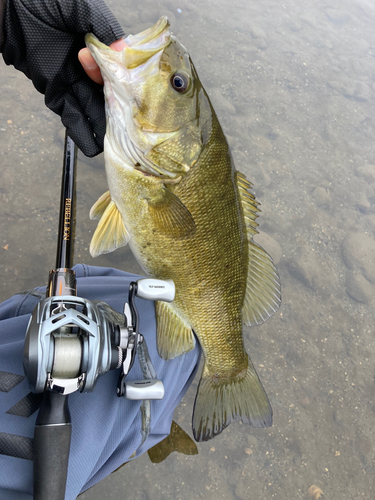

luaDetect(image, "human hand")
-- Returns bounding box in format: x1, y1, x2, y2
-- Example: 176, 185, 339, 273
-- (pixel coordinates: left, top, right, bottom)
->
2, 0, 125, 157
78, 39, 127, 85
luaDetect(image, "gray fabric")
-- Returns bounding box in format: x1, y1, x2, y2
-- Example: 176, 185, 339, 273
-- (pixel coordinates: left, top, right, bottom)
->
0, 264, 200, 499
0, 489, 32, 500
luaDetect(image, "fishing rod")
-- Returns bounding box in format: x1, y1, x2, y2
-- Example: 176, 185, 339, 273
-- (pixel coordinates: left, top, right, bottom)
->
23, 131, 174, 500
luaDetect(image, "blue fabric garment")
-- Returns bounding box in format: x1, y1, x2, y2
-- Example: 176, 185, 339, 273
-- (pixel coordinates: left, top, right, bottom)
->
0, 264, 200, 499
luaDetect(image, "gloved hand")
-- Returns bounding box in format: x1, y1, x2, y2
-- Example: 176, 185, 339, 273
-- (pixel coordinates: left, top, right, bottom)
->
2, 0, 125, 157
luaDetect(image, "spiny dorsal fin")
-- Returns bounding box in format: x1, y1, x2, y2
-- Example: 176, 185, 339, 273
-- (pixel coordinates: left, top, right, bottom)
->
155, 301, 196, 359
90, 199, 130, 257
235, 171, 281, 326
90, 191, 111, 220
236, 171, 260, 236
147, 187, 196, 238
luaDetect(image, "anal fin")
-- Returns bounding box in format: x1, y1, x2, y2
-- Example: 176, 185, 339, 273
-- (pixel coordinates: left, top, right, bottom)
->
155, 301, 195, 360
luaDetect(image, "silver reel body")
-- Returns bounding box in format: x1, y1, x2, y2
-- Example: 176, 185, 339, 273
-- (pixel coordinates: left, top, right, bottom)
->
23, 295, 116, 395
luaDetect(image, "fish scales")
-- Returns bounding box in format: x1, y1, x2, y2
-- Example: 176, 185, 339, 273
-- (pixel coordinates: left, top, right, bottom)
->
138, 124, 246, 374
171, 135, 248, 376
86, 16, 281, 441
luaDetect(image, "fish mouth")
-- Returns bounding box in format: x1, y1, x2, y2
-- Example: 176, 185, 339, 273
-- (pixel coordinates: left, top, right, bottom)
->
124, 16, 171, 63
86, 18, 179, 179
85, 16, 171, 71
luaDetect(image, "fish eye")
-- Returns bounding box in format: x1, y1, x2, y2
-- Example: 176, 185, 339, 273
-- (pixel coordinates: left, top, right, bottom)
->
171, 73, 189, 93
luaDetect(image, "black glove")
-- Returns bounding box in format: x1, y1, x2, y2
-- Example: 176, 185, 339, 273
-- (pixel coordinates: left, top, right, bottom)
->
2, 0, 125, 157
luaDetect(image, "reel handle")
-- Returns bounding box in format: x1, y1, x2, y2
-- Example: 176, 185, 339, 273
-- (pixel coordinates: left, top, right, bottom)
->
33, 391, 71, 500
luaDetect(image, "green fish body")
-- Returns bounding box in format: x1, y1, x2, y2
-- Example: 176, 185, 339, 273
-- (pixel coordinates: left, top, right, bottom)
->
86, 17, 281, 441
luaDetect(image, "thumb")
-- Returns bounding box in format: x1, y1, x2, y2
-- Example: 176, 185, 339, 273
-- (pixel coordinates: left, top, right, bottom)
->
78, 39, 127, 85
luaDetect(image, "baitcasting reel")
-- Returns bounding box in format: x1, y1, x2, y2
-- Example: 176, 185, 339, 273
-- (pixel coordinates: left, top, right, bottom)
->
23, 270, 175, 401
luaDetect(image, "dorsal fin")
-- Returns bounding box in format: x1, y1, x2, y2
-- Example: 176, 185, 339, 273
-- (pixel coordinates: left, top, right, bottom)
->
90, 196, 130, 257
235, 171, 281, 326
242, 241, 281, 325
236, 171, 260, 236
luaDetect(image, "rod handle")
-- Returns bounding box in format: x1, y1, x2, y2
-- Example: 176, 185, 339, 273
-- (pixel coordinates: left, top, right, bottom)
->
33, 392, 71, 500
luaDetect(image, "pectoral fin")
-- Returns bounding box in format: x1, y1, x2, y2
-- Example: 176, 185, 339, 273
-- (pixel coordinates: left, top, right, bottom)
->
90, 197, 130, 257
147, 187, 196, 238
155, 301, 195, 359
89, 191, 111, 220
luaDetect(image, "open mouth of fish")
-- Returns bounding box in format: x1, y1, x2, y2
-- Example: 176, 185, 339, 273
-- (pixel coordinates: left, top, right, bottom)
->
86, 16, 171, 72
86, 17, 182, 180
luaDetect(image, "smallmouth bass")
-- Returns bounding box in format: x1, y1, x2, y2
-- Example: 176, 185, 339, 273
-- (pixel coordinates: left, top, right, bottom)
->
86, 17, 281, 441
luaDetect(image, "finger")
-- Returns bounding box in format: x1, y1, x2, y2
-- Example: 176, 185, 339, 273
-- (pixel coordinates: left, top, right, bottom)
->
78, 39, 127, 85
78, 48, 103, 84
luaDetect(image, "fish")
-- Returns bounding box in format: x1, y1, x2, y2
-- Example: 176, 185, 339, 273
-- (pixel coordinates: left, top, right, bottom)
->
85, 16, 281, 442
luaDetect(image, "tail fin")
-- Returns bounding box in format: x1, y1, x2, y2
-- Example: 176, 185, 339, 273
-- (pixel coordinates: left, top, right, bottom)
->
192, 355, 272, 442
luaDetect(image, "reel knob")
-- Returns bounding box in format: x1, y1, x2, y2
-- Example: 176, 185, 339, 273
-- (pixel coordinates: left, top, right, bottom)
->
125, 379, 165, 400
135, 279, 175, 302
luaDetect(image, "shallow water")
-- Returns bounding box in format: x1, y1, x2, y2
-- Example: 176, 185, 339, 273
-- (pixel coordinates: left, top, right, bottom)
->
1, 0, 375, 498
